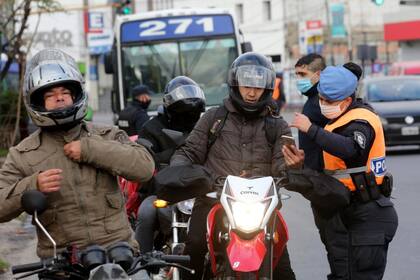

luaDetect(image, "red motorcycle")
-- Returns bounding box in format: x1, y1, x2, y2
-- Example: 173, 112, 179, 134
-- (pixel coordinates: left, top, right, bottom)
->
204, 175, 289, 280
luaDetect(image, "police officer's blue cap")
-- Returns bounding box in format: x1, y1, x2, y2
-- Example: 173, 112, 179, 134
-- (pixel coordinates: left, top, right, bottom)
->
317, 66, 358, 101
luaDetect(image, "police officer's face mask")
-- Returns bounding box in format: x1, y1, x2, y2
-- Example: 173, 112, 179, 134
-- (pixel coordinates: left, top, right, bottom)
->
319, 100, 343, 119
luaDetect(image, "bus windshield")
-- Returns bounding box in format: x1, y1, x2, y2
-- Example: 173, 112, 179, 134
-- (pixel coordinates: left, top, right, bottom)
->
121, 37, 238, 110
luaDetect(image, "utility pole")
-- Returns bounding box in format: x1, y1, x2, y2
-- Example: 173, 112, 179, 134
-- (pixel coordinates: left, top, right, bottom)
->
282, 0, 288, 67
147, 0, 154, 11
345, 0, 353, 60
324, 0, 335, 65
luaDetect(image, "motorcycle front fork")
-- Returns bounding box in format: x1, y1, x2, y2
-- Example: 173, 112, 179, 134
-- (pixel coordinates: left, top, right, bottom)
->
171, 210, 189, 280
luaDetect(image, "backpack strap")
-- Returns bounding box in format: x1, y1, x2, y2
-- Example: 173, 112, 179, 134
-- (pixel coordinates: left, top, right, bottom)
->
264, 115, 278, 147
264, 102, 282, 146
207, 104, 281, 151
207, 105, 229, 151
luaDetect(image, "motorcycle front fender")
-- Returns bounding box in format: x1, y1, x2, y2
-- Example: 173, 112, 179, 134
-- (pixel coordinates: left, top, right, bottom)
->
226, 231, 267, 272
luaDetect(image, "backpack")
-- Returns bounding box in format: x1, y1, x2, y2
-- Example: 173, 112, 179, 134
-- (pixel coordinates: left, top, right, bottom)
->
207, 105, 281, 152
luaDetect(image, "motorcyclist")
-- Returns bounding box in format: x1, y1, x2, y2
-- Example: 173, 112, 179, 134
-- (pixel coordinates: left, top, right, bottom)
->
135, 76, 205, 253
170, 52, 296, 279
0, 49, 155, 258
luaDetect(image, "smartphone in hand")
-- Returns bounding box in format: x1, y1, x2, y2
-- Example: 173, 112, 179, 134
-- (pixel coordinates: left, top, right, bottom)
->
281, 135, 296, 147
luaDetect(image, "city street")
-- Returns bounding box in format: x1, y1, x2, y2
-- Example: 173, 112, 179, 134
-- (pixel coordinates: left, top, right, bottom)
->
2, 0, 420, 279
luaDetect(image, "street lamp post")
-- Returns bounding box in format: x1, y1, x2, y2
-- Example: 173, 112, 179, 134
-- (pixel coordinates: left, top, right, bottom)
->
324, 0, 335, 65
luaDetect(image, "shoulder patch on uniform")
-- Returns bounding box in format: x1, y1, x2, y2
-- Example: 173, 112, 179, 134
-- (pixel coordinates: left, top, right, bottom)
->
354, 131, 367, 149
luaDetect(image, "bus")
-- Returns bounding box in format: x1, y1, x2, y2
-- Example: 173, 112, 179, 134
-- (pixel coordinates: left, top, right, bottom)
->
104, 8, 251, 115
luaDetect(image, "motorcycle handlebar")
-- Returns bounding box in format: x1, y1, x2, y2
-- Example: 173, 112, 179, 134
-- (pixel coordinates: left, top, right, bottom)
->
161, 254, 190, 264
11, 262, 44, 274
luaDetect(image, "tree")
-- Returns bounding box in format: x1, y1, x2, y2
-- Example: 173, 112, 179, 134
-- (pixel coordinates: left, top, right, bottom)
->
0, 0, 60, 82
0, 0, 60, 147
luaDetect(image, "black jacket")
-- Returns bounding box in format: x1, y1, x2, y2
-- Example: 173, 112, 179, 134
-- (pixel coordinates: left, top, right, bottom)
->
118, 100, 150, 136
138, 114, 185, 167
299, 83, 329, 171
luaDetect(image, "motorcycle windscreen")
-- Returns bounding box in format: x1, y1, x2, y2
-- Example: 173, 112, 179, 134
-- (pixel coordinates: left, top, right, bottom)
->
226, 231, 267, 272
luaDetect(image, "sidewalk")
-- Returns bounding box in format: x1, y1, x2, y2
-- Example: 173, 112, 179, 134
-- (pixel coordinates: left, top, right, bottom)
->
0, 219, 37, 280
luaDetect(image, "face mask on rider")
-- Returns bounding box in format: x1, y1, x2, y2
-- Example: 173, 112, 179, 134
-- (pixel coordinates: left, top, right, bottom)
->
319, 100, 344, 119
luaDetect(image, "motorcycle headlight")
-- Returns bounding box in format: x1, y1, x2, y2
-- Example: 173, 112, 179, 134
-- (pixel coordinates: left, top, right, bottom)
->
230, 200, 269, 233
177, 198, 195, 215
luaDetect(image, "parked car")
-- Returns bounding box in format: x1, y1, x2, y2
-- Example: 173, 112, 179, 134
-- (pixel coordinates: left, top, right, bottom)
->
359, 75, 420, 146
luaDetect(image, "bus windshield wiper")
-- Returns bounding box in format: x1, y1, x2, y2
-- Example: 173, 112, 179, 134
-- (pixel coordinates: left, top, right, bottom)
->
185, 40, 209, 76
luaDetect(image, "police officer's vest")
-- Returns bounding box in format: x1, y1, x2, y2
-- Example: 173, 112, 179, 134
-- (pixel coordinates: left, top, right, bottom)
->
272, 77, 281, 100
323, 108, 386, 191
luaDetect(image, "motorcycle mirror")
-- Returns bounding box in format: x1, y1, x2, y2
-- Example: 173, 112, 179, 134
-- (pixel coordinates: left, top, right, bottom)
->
21, 190, 57, 258
21, 190, 48, 215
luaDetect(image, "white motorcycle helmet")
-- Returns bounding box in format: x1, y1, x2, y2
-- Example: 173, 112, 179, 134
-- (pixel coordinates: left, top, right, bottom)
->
23, 49, 87, 127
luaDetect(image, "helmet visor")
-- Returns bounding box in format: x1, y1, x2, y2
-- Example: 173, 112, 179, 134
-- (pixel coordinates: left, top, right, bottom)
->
164, 85, 205, 107
231, 65, 275, 89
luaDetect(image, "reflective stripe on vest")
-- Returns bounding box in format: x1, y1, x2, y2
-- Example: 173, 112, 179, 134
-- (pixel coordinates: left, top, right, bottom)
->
323, 108, 386, 191
272, 77, 281, 100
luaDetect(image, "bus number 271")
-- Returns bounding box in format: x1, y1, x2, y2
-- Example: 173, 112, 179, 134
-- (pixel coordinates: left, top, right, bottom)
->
139, 17, 214, 37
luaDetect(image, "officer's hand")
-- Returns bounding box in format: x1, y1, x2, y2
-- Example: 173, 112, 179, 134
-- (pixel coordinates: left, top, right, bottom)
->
37, 169, 63, 193
64, 140, 82, 162
282, 144, 304, 169
290, 112, 312, 133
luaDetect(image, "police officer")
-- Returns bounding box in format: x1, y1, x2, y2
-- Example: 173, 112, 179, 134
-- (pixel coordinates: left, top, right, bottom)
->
0, 49, 155, 258
118, 85, 151, 136
135, 76, 206, 253
283, 66, 398, 279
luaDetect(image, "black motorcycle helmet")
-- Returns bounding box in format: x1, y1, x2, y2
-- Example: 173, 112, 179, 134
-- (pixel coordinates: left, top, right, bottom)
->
227, 52, 276, 116
163, 76, 206, 132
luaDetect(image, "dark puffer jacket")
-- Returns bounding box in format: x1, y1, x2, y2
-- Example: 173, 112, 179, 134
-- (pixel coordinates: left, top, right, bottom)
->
171, 98, 292, 178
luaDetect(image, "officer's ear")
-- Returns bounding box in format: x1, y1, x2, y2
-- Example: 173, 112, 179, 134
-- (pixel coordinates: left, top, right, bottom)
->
340, 96, 353, 111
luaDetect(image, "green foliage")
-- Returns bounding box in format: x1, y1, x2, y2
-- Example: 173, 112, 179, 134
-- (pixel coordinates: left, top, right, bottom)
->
0, 90, 28, 148
0, 257, 9, 272
0, 148, 8, 157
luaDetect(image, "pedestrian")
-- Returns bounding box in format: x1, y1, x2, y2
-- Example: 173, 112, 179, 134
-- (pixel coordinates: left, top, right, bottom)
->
283, 66, 398, 280
0, 49, 155, 259
294, 53, 328, 171
135, 76, 206, 254
118, 84, 151, 136
170, 52, 296, 279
